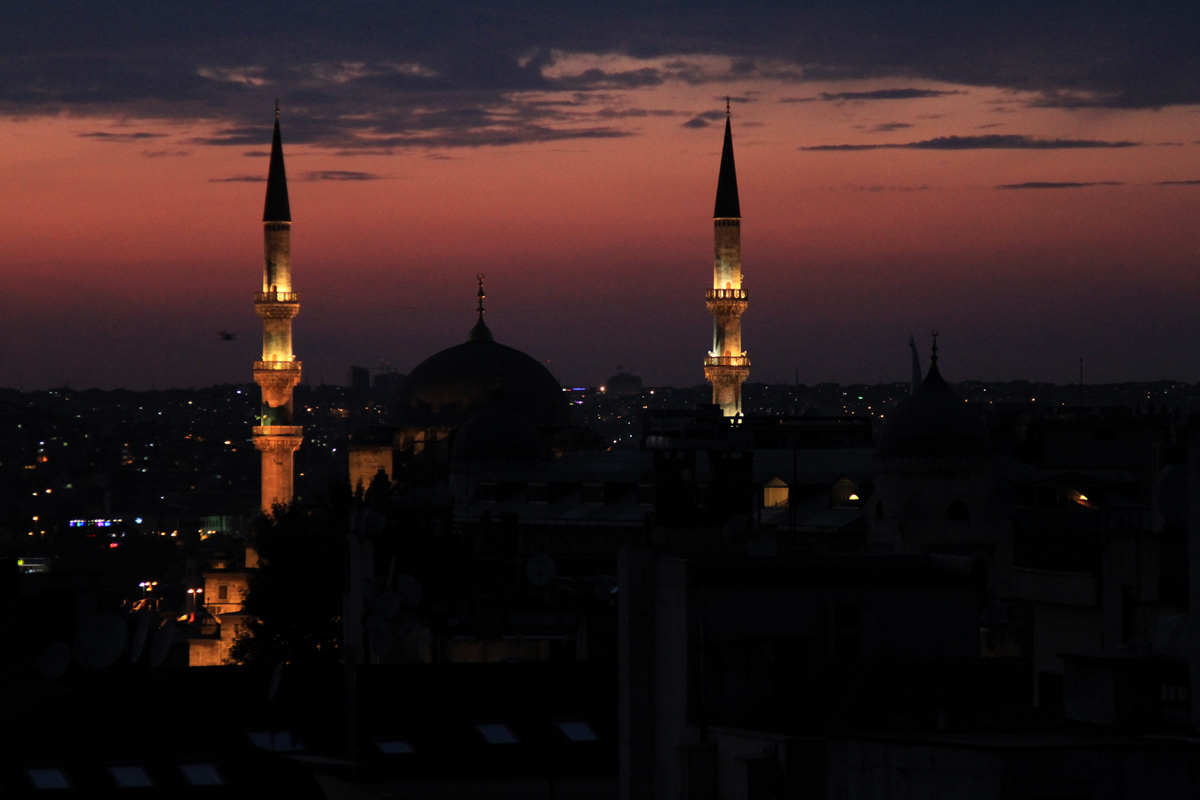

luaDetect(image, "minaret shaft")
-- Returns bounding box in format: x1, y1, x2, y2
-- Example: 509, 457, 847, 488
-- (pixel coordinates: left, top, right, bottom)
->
704, 110, 749, 416
253, 113, 302, 513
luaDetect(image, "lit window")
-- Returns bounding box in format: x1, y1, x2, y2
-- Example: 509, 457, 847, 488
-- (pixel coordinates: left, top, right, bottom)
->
246, 731, 304, 752
27, 768, 70, 789
475, 723, 518, 744
376, 739, 413, 754
556, 721, 599, 742
179, 763, 223, 786
109, 765, 153, 788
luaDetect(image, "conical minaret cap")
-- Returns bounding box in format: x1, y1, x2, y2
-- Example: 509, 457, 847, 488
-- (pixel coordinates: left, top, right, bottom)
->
263, 115, 292, 223
713, 112, 741, 218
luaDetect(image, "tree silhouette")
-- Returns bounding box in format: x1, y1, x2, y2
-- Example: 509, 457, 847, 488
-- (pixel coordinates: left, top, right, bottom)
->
231, 483, 351, 665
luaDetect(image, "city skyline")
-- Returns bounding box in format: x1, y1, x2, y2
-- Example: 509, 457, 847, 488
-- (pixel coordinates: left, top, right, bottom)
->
1, 4, 1199, 391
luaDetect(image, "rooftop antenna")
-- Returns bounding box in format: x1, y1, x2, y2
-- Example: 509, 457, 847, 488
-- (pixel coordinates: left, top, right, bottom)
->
726, 95, 731, 116
274, 98, 280, 119
147, 618, 175, 668
930, 330, 939, 365
476, 273, 486, 321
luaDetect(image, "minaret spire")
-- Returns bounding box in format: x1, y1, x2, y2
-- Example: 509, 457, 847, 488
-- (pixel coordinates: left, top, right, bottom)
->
704, 105, 749, 416
253, 106, 303, 513
909, 334, 923, 394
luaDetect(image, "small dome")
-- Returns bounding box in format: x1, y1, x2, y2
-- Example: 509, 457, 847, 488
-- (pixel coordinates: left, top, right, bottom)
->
400, 324, 573, 431
877, 359, 989, 459
451, 390, 546, 466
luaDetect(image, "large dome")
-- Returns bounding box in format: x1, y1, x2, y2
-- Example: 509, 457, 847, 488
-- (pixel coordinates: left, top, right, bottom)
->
876, 358, 989, 459
451, 389, 547, 466
399, 318, 574, 430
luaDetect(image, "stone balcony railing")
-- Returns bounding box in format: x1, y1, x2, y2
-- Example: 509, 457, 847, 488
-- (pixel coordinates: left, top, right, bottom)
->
254, 360, 302, 372
704, 355, 751, 367
255, 291, 300, 303
705, 288, 747, 301
253, 425, 303, 437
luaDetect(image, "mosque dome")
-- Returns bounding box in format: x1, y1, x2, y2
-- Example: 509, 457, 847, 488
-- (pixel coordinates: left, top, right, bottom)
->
876, 349, 989, 460
451, 389, 547, 466
398, 287, 573, 431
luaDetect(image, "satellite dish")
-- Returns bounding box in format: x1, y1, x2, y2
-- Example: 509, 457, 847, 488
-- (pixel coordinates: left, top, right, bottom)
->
375, 591, 401, 620
73, 612, 128, 670
396, 574, 423, 608
129, 609, 153, 663
350, 508, 386, 536
398, 622, 432, 663
268, 662, 283, 701
414, 627, 432, 664
368, 614, 395, 657
746, 536, 778, 558
147, 618, 175, 668
33, 641, 71, 680
526, 553, 557, 586
721, 514, 757, 550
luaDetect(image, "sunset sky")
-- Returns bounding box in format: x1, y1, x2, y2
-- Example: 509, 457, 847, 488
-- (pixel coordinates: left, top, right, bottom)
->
1, 3, 1199, 391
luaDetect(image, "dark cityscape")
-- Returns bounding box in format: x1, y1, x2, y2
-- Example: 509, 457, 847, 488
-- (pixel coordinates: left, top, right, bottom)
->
5, 3, 1200, 798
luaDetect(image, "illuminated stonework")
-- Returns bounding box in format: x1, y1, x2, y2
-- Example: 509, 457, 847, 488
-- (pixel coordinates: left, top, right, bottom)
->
705, 107, 749, 416
252, 110, 303, 513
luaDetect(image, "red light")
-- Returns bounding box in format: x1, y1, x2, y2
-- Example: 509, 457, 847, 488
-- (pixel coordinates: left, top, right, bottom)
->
109, 542, 119, 548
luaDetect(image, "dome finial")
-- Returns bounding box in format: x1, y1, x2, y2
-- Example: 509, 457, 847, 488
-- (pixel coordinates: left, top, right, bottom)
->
468, 273, 494, 342
930, 330, 939, 364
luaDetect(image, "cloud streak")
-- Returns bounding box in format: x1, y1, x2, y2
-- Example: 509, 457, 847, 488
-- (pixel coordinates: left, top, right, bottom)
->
820, 88, 962, 101
996, 181, 1123, 190
302, 170, 387, 181
804, 134, 1139, 151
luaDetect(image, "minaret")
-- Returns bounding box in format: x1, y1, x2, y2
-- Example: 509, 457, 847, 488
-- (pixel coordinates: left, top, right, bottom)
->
704, 100, 749, 416
253, 104, 303, 513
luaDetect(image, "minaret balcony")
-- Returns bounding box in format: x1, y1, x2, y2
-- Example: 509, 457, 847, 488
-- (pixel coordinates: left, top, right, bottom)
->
706, 288, 748, 317
704, 355, 751, 368
255, 292, 300, 320
254, 360, 302, 372
253, 425, 303, 437
256, 291, 300, 303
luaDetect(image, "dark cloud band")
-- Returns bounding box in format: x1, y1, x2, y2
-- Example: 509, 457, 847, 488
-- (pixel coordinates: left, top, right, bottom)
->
804, 135, 1139, 151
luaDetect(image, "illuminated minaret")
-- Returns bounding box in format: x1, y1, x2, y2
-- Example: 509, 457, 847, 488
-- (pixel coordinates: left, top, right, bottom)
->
704, 100, 749, 416
253, 105, 303, 513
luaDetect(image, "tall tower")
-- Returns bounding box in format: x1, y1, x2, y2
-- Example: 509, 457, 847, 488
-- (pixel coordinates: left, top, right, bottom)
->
253, 106, 303, 513
704, 101, 749, 416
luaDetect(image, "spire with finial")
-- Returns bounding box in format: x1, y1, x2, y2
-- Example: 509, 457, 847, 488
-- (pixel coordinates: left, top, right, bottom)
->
909, 334, 922, 394
263, 104, 291, 222
714, 100, 740, 218
931, 330, 939, 364
468, 273, 495, 343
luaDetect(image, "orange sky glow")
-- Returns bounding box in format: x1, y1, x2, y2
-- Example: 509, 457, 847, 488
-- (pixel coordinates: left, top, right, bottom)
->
2, 63, 1199, 390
